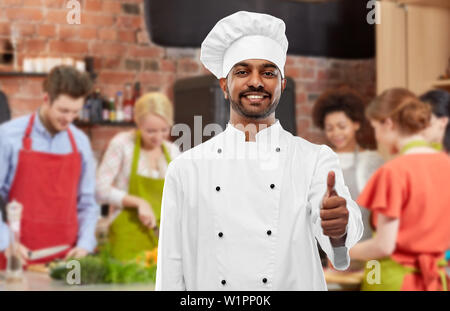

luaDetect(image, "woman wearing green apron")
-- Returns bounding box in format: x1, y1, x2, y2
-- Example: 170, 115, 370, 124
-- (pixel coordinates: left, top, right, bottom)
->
96, 92, 180, 261
350, 88, 450, 291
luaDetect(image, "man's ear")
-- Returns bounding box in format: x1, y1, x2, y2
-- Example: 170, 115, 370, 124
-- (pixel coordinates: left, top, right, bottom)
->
43, 93, 50, 106
281, 78, 287, 92
219, 78, 228, 99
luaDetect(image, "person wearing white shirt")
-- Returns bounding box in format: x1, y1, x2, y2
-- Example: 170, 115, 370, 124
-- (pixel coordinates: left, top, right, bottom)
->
155, 11, 363, 291
312, 87, 384, 243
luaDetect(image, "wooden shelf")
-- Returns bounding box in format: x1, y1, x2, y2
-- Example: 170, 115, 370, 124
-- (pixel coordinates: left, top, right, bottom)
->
432, 79, 450, 90
74, 121, 136, 127
0, 71, 97, 79
387, 0, 450, 9
0, 71, 47, 77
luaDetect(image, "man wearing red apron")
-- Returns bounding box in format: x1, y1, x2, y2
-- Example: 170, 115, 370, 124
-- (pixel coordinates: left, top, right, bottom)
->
0, 66, 99, 268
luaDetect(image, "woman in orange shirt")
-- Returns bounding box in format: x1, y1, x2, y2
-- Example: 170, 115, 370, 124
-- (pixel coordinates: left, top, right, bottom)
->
350, 88, 450, 291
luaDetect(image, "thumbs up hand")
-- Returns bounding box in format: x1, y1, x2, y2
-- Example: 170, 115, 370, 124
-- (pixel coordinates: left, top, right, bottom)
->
321, 171, 349, 245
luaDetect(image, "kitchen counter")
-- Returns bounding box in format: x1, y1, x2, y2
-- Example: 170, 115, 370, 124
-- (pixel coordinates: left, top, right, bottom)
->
0, 271, 155, 291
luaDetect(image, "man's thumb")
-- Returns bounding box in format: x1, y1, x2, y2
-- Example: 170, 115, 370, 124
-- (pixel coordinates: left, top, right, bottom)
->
327, 171, 337, 197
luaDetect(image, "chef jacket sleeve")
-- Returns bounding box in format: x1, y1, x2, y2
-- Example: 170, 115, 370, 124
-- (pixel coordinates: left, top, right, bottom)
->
75, 134, 100, 253
155, 161, 186, 290
0, 212, 10, 251
308, 145, 363, 271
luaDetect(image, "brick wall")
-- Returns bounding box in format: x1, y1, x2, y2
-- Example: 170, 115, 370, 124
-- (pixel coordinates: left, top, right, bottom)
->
0, 0, 376, 160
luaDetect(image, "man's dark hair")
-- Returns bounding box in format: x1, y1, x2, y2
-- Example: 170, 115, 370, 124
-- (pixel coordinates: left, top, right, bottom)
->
43, 65, 93, 102
420, 89, 450, 152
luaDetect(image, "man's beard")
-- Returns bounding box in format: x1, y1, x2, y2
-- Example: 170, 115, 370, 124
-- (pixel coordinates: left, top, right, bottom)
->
227, 88, 280, 120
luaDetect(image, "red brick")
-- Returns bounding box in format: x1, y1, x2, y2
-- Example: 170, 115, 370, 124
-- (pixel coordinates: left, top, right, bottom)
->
295, 92, 307, 104
42, 0, 66, 8
177, 58, 200, 73
2, 0, 23, 6
296, 118, 311, 135
46, 9, 69, 24
117, 16, 141, 29
79, 27, 97, 40
10, 98, 43, 115
98, 72, 136, 85
98, 28, 117, 41
0, 80, 21, 95
82, 13, 115, 27
136, 29, 149, 45
15, 23, 36, 37
102, 1, 122, 14
128, 46, 164, 58
20, 80, 44, 96
5, 8, 43, 21
0, 23, 9, 35
85, 0, 102, 11
99, 58, 122, 70
138, 72, 167, 86
49, 40, 88, 54
58, 26, 80, 39
285, 67, 301, 79
299, 67, 315, 80
23, 39, 47, 53
92, 42, 127, 57
37, 24, 56, 38
297, 103, 312, 115
23, 0, 41, 6
118, 30, 136, 43
160, 59, 176, 73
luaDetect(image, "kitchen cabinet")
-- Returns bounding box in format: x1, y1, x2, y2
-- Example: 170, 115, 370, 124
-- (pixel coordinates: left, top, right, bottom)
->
377, 0, 450, 94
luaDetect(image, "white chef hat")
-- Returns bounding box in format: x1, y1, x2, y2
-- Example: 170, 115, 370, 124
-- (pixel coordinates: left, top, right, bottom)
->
200, 11, 288, 79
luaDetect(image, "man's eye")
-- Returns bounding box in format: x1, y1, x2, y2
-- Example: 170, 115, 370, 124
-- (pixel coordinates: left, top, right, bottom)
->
263, 71, 276, 77
235, 70, 247, 75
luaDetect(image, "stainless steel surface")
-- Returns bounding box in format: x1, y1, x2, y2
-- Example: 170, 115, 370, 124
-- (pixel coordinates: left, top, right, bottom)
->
28, 245, 70, 261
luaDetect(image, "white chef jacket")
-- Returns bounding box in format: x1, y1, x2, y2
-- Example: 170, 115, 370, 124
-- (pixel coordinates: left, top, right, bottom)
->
156, 120, 363, 291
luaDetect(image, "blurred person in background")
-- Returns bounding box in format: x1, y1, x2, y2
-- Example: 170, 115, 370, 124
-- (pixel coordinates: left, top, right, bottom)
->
420, 89, 450, 263
96, 92, 180, 261
350, 88, 450, 291
420, 89, 450, 153
0, 66, 99, 266
313, 86, 384, 245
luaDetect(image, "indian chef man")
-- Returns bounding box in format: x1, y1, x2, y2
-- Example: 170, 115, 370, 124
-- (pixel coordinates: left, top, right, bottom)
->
0, 65, 100, 266
155, 11, 364, 291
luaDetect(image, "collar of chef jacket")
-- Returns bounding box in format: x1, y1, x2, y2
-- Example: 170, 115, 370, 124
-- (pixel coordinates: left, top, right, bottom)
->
218, 119, 283, 171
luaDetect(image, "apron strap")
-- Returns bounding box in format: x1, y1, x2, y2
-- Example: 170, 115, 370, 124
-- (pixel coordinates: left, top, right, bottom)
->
22, 113, 36, 150
131, 130, 142, 177
67, 128, 78, 153
161, 142, 172, 164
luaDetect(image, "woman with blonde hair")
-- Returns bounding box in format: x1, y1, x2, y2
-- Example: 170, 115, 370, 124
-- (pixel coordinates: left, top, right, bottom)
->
96, 92, 180, 261
350, 88, 450, 291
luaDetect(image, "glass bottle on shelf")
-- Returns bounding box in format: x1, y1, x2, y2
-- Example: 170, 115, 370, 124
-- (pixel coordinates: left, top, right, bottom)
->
6, 200, 24, 283
102, 96, 110, 122
89, 89, 103, 123
82, 96, 92, 123
132, 81, 141, 105
109, 97, 116, 122
123, 83, 133, 122
115, 91, 124, 122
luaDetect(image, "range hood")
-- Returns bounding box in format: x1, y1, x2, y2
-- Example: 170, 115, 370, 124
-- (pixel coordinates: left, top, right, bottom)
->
143, 0, 375, 59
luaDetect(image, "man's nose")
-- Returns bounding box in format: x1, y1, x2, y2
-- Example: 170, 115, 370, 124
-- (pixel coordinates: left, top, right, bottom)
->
246, 71, 264, 89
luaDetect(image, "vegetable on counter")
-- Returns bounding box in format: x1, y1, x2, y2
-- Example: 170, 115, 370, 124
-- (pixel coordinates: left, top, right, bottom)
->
49, 244, 157, 285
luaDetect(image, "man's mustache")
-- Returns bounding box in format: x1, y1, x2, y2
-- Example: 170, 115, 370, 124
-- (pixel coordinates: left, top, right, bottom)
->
239, 86, 271, 98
